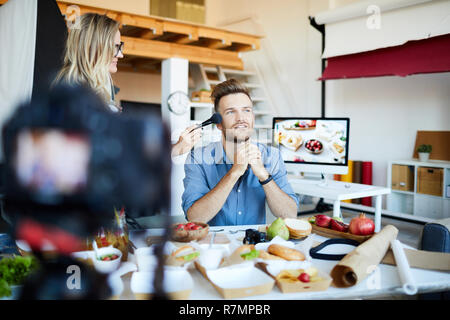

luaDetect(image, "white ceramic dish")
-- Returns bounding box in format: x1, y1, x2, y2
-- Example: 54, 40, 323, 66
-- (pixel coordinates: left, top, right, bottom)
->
92, 247, 122, 274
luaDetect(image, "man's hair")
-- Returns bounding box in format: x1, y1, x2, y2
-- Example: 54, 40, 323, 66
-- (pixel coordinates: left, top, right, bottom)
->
210, 78, 252, 112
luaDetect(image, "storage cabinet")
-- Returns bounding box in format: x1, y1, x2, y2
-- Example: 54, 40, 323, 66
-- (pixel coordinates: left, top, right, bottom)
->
387, 160, 450, 219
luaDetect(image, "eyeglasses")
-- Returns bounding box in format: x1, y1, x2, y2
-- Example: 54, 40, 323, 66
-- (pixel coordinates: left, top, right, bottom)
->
114, 41, 124, 57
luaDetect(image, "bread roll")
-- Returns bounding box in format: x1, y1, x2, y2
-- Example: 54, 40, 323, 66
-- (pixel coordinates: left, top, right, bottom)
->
258, 250, 284, 260
268, 244, 305, 261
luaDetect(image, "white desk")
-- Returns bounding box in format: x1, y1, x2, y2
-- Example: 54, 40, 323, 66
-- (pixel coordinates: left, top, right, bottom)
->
126, 225, 450, 300
288, 177, 391, 232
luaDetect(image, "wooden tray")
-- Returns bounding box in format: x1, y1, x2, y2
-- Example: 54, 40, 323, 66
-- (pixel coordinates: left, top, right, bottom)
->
311, 224, 373, 243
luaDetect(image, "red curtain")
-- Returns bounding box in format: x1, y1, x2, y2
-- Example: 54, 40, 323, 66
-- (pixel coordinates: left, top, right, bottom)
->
320, 34, 450, 80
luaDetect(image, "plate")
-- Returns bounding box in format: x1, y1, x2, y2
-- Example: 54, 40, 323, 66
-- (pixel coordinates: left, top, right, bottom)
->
279, 133, 303, 151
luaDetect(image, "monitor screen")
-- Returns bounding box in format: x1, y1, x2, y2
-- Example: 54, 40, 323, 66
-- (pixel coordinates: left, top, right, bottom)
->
272, 118, 349, 169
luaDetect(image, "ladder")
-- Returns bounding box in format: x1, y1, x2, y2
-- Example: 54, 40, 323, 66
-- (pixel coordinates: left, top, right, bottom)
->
189, 62, 274, 145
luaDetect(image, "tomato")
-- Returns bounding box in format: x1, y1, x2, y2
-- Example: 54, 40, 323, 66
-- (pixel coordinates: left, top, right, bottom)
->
298, 272, 310, 283
191, 225, 202, 230
175, 224, 185, 230
185, 222, 196, 230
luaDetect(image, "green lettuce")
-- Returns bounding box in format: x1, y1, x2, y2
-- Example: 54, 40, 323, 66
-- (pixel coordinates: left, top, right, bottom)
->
240, 249, 260, 260
0, 255, 39, 298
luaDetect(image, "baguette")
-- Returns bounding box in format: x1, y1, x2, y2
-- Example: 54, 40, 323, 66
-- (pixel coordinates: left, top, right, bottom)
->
268, 244, 305, 261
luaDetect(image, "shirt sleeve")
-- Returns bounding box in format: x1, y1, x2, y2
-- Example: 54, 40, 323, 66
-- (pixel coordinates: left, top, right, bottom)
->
267, 147, 300, 208
181, 150, 211, 218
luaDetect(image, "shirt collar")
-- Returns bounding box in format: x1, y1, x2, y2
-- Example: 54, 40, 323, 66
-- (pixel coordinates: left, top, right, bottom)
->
210, 140, 231, 165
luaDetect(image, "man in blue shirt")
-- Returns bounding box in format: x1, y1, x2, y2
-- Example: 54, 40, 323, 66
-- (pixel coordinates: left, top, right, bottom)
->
182, 79, 298, 226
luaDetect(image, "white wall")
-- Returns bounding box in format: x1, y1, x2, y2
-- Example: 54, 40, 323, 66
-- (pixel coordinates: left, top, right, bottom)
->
326, 73, 450, 189
206, 0, 324, 118
205, 0, 450, 208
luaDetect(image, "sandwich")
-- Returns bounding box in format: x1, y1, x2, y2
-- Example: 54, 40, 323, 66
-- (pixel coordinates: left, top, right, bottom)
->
166, 245, 199, 267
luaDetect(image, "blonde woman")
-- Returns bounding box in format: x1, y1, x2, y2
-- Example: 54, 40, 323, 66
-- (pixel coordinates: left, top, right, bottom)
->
54, 13, 201, 155
54, 13, 123, 112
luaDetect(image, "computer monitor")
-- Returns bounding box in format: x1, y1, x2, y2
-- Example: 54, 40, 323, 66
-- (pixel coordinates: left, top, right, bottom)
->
272, 117, 350, 175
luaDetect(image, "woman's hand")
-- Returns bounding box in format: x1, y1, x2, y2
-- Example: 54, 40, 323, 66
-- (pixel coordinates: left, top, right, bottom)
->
171, 125, 203, 157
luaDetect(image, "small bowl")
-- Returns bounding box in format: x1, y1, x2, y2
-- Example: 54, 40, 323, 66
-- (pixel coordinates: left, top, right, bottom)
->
92, 247, 122, 274
170, 222, 209, 242
304, 139, 324, 154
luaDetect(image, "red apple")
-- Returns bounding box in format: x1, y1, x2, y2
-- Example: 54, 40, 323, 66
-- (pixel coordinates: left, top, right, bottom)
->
315, 214, 332, 228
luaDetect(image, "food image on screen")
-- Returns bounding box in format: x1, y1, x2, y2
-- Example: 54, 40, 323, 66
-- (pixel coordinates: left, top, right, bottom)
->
14, 130, 91, 195
273, 119, 348, 164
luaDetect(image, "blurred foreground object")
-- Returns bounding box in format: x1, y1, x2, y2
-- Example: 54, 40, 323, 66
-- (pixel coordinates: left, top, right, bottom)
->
1, 84, 172, 299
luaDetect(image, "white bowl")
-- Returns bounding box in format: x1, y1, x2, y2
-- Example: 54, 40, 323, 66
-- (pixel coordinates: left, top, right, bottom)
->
92, 247, 122, 274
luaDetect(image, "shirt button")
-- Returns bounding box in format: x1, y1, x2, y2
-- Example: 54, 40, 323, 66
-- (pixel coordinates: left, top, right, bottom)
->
238, 189, 241, 192
238, 211, 242, 215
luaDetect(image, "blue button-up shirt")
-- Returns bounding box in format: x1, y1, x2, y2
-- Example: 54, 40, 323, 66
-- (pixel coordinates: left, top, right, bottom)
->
182, 141, 299, 226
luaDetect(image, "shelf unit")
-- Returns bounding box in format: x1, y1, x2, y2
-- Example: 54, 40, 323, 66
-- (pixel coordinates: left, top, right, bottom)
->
189, 63, 274, 146
387, 159, 450, 220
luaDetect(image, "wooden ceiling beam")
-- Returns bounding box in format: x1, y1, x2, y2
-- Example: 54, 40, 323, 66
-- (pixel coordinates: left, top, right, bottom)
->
139, 28, 164, 40
122, 36, 243, 70
174, 33, 199, 45
55, 1, 261, 52
203, 38, 233, 50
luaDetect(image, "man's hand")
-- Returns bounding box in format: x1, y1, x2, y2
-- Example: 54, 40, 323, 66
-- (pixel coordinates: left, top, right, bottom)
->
230, 141, 249, 177
248, 144, 269, 181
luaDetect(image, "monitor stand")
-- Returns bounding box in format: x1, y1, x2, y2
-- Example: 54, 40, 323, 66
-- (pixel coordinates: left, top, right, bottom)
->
292, 172, 333, 216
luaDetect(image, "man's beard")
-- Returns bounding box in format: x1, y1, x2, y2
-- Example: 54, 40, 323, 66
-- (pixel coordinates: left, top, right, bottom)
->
223, 128, 252, 143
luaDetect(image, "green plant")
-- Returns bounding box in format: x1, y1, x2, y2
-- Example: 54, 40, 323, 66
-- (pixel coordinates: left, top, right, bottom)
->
0, 255, 39, 298
417, 144, 432, 153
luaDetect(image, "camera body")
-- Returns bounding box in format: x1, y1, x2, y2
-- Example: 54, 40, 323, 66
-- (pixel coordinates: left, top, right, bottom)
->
2, 85, 171, 237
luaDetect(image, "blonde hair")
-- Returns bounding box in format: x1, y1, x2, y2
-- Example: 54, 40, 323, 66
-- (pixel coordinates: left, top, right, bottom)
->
54, 13, 119, 104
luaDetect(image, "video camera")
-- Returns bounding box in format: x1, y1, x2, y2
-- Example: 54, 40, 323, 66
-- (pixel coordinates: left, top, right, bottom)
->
2, 84, 172, 239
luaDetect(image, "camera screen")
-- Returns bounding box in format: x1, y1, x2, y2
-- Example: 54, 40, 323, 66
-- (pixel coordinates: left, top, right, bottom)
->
14, 129, 91, 195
